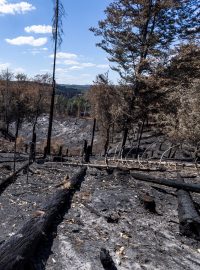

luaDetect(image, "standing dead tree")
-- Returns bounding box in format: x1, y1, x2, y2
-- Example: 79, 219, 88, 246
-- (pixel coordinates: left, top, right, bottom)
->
46, 0, 65, 156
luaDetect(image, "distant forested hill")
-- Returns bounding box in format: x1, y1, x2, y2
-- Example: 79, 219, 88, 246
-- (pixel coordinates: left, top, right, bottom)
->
56, 84, 91, 98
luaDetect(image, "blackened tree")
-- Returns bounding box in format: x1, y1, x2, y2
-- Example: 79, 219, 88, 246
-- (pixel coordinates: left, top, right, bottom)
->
46, 0, 65, 156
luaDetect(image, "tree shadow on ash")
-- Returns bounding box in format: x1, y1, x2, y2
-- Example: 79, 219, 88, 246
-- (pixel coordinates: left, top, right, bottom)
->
24, 175, 86, 270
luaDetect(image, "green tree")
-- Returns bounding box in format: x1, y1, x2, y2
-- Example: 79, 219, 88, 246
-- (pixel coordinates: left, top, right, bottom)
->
90, 0, 198, 90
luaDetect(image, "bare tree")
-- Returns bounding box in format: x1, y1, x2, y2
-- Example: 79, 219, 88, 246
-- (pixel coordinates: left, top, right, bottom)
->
46, 0, 65, 156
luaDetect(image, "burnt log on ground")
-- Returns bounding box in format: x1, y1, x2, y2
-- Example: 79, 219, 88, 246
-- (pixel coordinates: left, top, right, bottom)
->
52, 161, 167, 172
0, 167, 87, 270
100, 248, 118, 270
131, 172, 200, 194
177, 174, 200, 239
0, 162, 32, 194
0, 158, 28, 163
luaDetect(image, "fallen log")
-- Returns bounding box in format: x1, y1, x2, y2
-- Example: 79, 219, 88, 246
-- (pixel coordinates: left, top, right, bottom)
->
0, 167, 87, 270
107, 158, 200, 169
177, 174, 200, 239
131, 172, 200, 193
0, 161, 32, 191
47, 161, 166, 172
0, 158, 28, 163
100, 248, 118, 270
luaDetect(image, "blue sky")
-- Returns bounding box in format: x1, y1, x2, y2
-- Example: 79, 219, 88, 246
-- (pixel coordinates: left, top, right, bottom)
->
0, 0, 119, 84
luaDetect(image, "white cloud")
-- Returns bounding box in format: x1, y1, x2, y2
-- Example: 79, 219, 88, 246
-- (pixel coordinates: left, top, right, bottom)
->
56, 73, 93, 85
30, 47, 48, 54
49, 52, 78, 59
68, 63, 95, 70
96, 64, 110, 69
81, 62, 96, 68
5, 36, 48, 46
68, 62, 107, 70
64, 59, 79, 65
69, 66, 82, 70
81, 74, 91, 77
0, 1, 35, 15
40, 69, 51, 73
50, 52, 109, 71
25, 25, 52, 34
14, 67, 25, 73
56, 67, 68, 73
0, 62, 10, 70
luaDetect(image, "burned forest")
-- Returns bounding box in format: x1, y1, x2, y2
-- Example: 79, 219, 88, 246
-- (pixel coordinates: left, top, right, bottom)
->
0, 0, 200, 269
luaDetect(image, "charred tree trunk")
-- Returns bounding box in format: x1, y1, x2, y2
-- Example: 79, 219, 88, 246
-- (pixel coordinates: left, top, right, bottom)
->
121, 127, 128, 157
13, 118, 20, 172
30, 132, 36, 162
0, 168, 87, 270
0, 161, 32, 192
131, 172, 200, 193
85, 145, 91, 163
177, 174, 200, 239
100, 248, 118, 270
90, 118, 96, 155
135, 119, 145, 158
46, 0, 59, 156
104, 127, 110, 156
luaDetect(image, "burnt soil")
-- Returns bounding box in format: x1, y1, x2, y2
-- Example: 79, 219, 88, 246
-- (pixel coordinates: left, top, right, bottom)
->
0, 117, 200, 269
0, 161, 200, 270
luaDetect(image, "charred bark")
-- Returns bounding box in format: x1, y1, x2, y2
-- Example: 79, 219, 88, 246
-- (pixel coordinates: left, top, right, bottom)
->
121, 127, 128, 158
135, 119, 145, 158
100, 248, 118, 270
90, 118, 96, 155
0, 167, 87, 270
177, 174, 200, 239
13, 118, 20, 172
131, 172, 200, 193
30, 132, 36, 162
104, 127, 110, 156
0, 162, 32, 194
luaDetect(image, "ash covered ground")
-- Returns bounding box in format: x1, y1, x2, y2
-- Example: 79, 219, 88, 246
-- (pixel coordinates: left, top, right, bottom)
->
0, 117, 200, 269
0, 161, 200, 269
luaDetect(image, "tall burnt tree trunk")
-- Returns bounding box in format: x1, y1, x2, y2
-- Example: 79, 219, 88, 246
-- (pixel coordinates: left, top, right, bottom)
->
46, 0, 59, 156
135, 119, 145, 158
104, 127, 110, 156
121, 127, 128, 157
13, 118, 20, 172
90, 118, 96, 155
30, 114, 38, 161
30, 133, 36, 162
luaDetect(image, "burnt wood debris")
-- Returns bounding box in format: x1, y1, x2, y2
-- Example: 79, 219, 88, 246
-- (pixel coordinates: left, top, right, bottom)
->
0, 143, 200, 268
0, 168, 86, 270
177, 174, 200, 239
0, 0, 199, 268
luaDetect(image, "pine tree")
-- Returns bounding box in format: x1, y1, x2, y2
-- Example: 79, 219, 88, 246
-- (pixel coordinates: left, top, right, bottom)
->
90, 0, 198, 90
